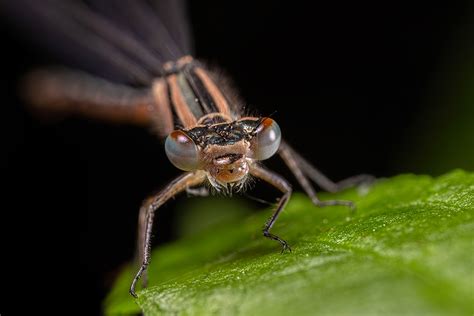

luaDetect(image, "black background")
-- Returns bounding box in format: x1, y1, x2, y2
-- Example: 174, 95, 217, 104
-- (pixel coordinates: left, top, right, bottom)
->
1, 1, 472, 315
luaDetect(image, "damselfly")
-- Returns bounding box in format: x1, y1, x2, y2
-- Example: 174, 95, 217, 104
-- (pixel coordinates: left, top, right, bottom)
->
2, 0, 373, 297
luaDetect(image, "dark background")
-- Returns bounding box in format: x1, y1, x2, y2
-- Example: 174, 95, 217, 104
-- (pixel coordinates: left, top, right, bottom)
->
1, 1, 472, 315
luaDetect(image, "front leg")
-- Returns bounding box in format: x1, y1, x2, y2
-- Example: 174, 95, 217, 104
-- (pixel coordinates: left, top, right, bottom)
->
250, 164, 292, 253
186, 186, 210, 197
278, 140, 355, 209
279, 140, 374, 193
130, 171, 206, 298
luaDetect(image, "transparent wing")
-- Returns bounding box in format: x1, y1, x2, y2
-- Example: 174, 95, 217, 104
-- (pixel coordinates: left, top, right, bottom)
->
0, 0, 193, 85
89, 0, 193, 60
151, 0, 193, 55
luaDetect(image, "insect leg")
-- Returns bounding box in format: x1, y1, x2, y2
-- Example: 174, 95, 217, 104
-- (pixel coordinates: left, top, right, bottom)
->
135, 196, 153, 289
278, 140, 354, 209
279, 140, 374, 193
250, 164, 292, 253
186, 186, 210, 197
130, 171, 206, 298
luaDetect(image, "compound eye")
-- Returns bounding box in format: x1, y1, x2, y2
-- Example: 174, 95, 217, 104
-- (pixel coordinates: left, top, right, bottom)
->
250, 118, 281, 160
165, 131, 200, 171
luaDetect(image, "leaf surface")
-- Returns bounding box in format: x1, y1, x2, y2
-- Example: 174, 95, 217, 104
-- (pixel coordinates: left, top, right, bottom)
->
105, 170, 474, 316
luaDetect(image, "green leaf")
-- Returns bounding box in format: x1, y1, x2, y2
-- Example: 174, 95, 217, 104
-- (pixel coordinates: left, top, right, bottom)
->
104, 170, 474, 315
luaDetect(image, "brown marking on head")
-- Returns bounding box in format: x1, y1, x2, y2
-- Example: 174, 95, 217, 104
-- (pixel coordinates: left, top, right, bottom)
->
202, 140, 251, 185
197, 113, 232, 125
